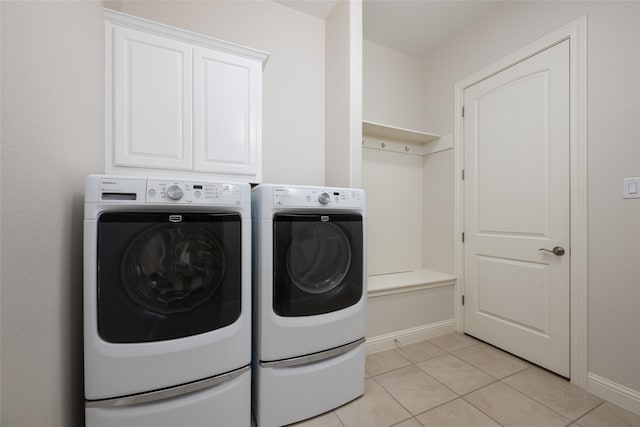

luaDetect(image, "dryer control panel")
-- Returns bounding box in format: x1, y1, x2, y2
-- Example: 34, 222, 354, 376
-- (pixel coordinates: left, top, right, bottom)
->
273, 186, 364, 208
146, 179, 241, 205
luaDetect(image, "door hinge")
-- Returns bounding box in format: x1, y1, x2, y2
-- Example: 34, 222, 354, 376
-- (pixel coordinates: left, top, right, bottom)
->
462, 295, 465, 306
462, 169, 465, 180
462, 232, 465, 243
462, 106, 465, 117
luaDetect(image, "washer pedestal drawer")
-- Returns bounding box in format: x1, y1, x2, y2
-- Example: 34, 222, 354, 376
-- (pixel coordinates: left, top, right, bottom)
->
253, 343, 365, 427
86, 369, 251, 427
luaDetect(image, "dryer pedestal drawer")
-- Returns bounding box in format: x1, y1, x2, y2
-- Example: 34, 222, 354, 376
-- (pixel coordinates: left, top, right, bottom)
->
253, 343, 365, 427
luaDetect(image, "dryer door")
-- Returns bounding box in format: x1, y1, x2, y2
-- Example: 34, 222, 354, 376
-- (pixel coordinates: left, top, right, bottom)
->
273, 214, 363, 316
97, 212, 241, 343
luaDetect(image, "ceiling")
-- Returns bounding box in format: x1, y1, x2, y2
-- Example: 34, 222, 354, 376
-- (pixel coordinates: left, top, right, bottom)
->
363, 0, 502, 58
276, 0, 338, 20
276, 0, 502, 58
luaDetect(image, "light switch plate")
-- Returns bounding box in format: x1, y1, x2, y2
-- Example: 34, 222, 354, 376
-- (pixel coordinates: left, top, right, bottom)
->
623, 177, 640, 199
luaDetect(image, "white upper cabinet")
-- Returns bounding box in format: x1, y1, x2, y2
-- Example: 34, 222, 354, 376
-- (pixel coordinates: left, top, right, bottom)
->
192, 47, 260, 176
105, 10, 269, 182
112, 26, 193, 171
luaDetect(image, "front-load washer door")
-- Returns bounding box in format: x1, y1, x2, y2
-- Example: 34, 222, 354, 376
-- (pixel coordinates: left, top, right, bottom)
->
97, 212, 241, 343
273, 214, 363, 316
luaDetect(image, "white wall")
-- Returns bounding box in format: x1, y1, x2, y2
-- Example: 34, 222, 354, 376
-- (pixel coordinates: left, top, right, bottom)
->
421, 0, 640, 404
362, 40, 455, 276
362, 41, 427, 275
363, 148, 423, 275
422, 150, 454, 274
325, 0, 362, 189
363, 40, 423, 130
1, 2, 105, 425
0, 1, 326, 426
115, 0, 326, 186
367, 286, 453, 339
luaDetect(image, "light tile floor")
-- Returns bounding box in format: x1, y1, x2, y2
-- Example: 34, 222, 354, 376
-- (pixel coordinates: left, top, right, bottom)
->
290, 333, 640, 427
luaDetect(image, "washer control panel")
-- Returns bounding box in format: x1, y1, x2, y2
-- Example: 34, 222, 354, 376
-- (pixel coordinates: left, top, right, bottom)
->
273, 186, 364, 208
146, 179, 241, 205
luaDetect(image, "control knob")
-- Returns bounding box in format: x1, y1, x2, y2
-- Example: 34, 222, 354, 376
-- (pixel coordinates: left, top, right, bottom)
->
318, 192, 331, 205
166, 184, 184, 200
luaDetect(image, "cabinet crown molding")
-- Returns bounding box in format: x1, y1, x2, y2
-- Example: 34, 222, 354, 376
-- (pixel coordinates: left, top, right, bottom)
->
104, 8, 270, 67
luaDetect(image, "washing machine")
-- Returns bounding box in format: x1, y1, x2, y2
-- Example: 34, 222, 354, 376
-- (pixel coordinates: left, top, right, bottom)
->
251, 184, 366, 427
84, 174, 251, 427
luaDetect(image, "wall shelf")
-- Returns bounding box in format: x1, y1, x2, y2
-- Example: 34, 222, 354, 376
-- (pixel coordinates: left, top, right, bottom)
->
362, 121, 450, 156
363, 120, 440, 144
368, 269, 456, 297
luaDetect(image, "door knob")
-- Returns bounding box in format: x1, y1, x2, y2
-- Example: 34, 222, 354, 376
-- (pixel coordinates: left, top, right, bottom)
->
539, 246, 565, 256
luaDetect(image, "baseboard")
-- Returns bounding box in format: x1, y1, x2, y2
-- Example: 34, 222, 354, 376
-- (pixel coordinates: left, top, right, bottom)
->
587, 373, 640, 416
365, 319, 456, 355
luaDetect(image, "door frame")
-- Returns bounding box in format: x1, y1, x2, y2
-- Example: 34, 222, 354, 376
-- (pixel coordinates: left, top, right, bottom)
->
453, 16, 587, 387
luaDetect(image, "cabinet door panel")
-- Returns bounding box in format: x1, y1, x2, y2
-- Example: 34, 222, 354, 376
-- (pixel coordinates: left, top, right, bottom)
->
113, 26, 192, 170
193, 47, 261, 177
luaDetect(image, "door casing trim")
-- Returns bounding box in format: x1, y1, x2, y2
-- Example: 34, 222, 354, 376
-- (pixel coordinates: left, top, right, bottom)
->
453, 16, 588, 388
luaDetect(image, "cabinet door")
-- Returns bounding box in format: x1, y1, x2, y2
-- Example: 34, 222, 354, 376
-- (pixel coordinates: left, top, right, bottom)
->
193, 47, 261, 178
113, 26, 193, 170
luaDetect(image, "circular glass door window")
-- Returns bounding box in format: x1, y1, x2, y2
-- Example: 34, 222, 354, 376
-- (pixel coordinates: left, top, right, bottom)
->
121, 224, 225, 314
286, 222, 352, 294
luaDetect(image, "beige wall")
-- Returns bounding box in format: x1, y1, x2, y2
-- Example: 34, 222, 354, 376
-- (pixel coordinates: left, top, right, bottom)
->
421, 0, 640, 397
0, 1, 326, 426
1, 2, 105, 425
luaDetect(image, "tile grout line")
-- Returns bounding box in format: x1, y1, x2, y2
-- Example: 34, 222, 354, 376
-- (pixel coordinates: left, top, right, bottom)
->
369, 341, 465, 425
459, 394, 507, 427
498, 374, 599, 423
368, 337, 523, 426
450, 343, 532, 380
444, 341, 508, 426
493, 380, 573, 422
409, 345, 507, 427
568, 400, 606, 426
368, 375, 416, 426
365, 347, 412, 377
335, 411, 347, 427
389, 416, 421, 427
417, 351, 503, 390
381, 341, 506, 427
428, 339, 539, 427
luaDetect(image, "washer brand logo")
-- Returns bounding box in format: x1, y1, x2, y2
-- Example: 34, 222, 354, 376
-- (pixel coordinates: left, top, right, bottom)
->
169, 215, 182, 223
321, 216, 329, 222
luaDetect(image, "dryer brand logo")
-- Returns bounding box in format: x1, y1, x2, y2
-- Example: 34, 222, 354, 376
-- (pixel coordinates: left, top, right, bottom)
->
321, 216, 329, 222
169, 215, 182, 223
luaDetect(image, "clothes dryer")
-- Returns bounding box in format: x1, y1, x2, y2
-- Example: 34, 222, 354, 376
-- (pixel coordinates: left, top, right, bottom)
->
84, 175, 251, 427
252, 184, 366, 427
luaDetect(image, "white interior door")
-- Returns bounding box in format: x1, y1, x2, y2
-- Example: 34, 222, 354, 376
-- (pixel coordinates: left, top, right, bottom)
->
463, 40, 570, 377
